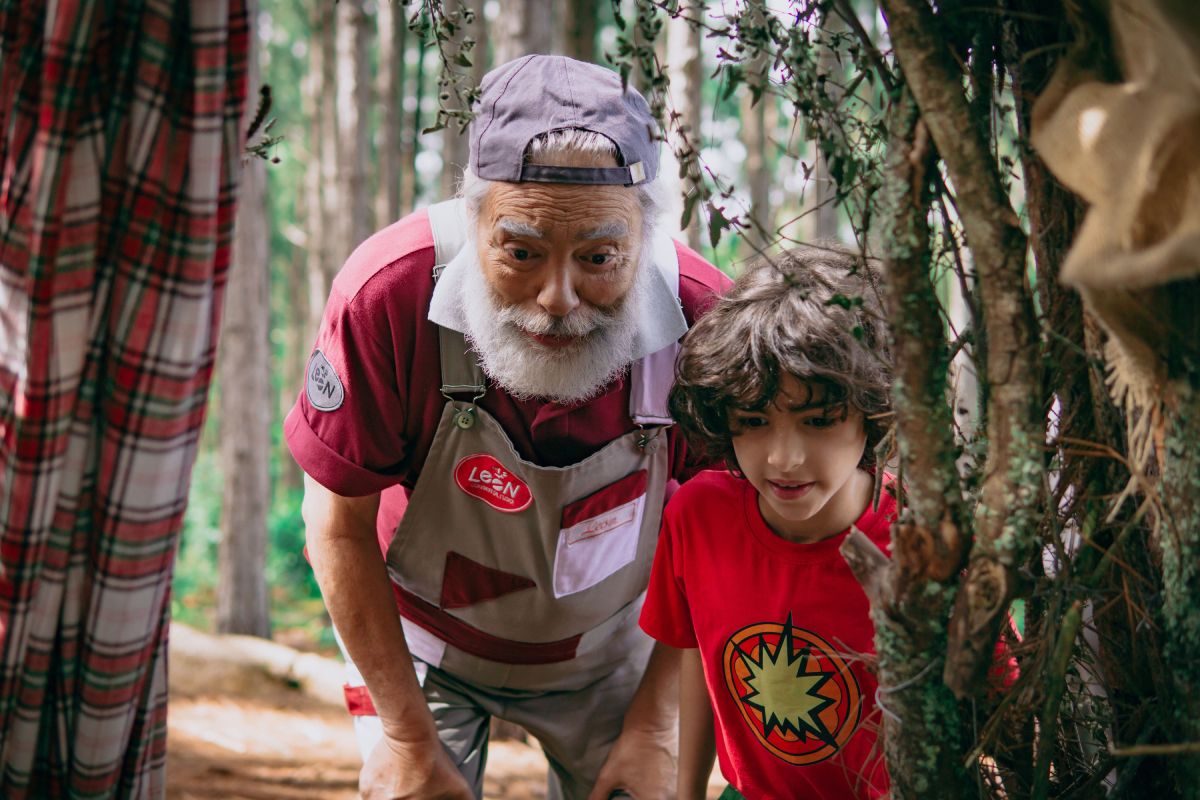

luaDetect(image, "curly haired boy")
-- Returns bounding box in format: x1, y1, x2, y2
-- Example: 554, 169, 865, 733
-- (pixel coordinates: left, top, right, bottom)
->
640, 245, 894, 799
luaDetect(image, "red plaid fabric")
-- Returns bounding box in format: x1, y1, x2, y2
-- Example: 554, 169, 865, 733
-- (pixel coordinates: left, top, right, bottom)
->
0, 2, 248, 797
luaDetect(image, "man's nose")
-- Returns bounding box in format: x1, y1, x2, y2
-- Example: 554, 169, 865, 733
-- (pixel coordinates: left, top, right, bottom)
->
537, 262, 580, 317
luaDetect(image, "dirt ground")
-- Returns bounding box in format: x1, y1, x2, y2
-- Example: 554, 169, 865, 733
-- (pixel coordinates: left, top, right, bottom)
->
164, 625, 725, 799
166, 687, 550, 799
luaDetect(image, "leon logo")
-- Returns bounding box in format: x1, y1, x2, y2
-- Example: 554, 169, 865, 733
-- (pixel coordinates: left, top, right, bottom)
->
722, 614, 862, 765
454, 454, 533, 513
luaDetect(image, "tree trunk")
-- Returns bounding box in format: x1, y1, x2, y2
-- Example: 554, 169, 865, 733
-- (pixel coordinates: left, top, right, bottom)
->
217, 1, 271, 638
666, 1, 704, 250
337, 0, 373, 257
878, 0, 1042, 700
738, 0, 771, 253
495, 0, 554, 65
811, 10, 846, 240
277, 228, 306, 497
376, 0, 406, 225
312, 0, 339, 335
844, 91, 973, 799
563, 0, 598, 62
1160, 371, 1200, 790
401, 15, 424, 214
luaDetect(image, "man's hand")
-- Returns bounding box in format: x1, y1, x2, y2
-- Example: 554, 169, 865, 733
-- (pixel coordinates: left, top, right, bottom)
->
359, 735, 474, 800
585, 725, 677, 800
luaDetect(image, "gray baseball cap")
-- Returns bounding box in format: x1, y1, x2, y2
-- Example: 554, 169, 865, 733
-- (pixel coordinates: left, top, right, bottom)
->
468, 55, 660, 186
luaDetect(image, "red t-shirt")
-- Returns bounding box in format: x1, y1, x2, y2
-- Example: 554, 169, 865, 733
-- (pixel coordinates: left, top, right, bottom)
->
641, 471, 894, 800
283, 209, 731, 547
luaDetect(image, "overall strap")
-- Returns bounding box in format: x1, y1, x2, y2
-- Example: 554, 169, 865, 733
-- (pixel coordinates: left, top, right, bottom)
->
629, 241, 681, 426
427, 198, 486, 398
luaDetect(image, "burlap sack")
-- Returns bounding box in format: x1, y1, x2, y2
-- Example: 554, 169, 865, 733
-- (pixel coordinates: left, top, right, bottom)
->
1032, 0, 1200, 475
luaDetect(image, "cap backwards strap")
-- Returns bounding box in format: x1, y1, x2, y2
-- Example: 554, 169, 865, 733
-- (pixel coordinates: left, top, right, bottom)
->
520, 162, 649, 187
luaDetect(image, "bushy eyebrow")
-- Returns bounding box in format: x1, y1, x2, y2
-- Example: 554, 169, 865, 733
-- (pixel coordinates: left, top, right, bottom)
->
577, 221, 629, 240
496, 218, 544, 239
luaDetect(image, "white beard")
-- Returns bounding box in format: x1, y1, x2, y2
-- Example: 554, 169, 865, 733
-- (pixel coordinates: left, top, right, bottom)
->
459, 242, 651, 404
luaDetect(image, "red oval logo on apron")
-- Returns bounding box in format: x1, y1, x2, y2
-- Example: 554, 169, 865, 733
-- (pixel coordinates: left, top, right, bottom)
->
453, 454, 533, 513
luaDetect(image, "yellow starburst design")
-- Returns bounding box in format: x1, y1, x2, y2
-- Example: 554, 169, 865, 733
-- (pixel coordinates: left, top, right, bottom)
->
739, 617, 838, 746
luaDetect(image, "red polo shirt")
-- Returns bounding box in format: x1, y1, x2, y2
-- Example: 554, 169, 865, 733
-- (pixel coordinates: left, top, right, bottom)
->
284, 208, 730, 547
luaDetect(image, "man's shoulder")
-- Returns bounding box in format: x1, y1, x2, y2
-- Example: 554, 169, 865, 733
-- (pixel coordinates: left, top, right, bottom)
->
330, 208, 438, 313
672, 240, 731, 322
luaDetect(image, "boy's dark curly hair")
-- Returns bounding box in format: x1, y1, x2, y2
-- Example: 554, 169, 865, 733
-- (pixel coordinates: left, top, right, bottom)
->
669, 244, 893, 473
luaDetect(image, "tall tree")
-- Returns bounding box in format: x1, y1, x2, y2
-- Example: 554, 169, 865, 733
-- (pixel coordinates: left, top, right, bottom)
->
564, 0, 598, 62
336, 0, 373, 257
495, 0, 554, 65
376, 0, 407, 224
400, 17, 425, 214
311, 0, 339, 337
217, 14, 271, 636
738, 1, 773, 251
666, 0, 704, 250
810, 9, 846, 240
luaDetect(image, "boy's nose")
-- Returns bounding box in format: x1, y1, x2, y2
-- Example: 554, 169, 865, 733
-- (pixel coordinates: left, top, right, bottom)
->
767, 427, 805, 471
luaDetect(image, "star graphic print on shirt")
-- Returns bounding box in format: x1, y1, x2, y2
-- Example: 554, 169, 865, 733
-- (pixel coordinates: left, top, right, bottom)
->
722, 613, 863, 765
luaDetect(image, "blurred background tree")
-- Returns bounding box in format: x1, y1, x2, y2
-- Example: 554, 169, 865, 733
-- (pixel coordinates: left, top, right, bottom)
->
178, 0, 1200, 796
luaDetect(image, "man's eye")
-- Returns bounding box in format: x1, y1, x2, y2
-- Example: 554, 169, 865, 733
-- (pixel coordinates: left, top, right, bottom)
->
507, 247, 532, 261
587, 253, 611, 266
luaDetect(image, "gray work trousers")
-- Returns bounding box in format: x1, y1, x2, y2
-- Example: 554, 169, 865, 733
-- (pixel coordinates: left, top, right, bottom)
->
419, 655, 644, 800
348, 652, 646, 800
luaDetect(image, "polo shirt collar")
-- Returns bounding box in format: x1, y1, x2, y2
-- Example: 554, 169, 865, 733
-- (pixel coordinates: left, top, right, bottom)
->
427, 232, 688, 361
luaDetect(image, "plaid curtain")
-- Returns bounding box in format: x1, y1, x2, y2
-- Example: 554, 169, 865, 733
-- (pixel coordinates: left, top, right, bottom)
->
0, 2, 248, 797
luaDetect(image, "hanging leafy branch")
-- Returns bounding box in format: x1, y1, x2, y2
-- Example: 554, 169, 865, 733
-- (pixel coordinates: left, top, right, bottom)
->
414, 0, 481, 135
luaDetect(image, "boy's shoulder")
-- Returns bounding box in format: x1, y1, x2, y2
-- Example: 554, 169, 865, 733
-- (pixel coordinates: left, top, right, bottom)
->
669, 469, 745, 518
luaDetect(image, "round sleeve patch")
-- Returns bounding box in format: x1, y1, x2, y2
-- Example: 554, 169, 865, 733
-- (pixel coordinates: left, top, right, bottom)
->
306, 350, 345, 411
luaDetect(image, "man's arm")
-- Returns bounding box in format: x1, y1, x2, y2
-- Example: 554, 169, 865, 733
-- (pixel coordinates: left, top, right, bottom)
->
586, 641, 681, 800
676, 647, 716, 800
302, 474, 471, 800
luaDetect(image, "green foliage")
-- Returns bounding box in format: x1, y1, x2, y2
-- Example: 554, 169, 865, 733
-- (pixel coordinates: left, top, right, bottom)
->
174, 409, 324, 639
174, 442, 222, 630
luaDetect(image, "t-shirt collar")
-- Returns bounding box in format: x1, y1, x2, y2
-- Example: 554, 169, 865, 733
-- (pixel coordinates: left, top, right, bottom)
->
427, 231, 688, 362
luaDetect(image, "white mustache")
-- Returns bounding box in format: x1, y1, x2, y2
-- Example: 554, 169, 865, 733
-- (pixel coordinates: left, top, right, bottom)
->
497, 303, 616, 339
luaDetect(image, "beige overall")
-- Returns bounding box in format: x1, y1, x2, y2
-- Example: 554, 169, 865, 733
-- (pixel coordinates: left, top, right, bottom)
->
337, 199, 684, 800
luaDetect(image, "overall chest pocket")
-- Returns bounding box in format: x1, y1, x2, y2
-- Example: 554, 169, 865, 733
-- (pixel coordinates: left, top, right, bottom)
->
552, 470, 648, 598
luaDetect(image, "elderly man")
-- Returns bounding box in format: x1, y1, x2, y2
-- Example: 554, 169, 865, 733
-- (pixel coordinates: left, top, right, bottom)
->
285, 55, 729, 799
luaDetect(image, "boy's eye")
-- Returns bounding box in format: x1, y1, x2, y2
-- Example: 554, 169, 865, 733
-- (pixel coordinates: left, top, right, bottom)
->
804, 416, 839, 429
733, 415, 769, 431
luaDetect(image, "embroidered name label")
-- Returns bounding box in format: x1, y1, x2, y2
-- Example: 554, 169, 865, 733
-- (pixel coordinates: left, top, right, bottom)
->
306, 350, 344, 411
453, 454, 533, 513
563, 500, 639, 546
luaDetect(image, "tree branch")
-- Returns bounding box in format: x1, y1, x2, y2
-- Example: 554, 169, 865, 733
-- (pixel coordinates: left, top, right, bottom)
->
871, 90, 974, 798
878, 0, 1042, 699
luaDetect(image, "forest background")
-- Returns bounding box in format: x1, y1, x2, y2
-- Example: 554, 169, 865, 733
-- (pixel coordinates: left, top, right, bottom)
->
184, 0, 1200, 797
